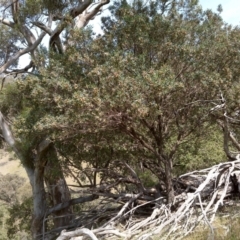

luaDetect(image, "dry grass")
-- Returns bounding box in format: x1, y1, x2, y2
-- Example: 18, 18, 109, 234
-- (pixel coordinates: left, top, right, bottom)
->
183, 206, 240, 240
0, 149, 27, 178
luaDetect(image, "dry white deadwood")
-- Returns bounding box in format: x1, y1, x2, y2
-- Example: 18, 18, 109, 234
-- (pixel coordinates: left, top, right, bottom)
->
57, 157, 240, 240
56, 228, 98, 240
93, 227, 129, 238
103, 193, 143, 228
134, 156, 240, 240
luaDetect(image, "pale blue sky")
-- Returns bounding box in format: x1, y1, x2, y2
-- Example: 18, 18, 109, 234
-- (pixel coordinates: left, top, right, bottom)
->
200, 0, 240, 25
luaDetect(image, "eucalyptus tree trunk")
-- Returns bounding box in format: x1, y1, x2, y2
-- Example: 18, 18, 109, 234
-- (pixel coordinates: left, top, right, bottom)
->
44, 144, 72, 229
26, 139, 59, 239
31, 158, 47, 239
23, 140, 72, 239
0, 113, 71, 238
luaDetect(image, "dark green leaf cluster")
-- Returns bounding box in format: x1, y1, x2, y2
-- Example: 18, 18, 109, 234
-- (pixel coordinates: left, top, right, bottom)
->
0, 173, 26, 204
0, 26, 21, 68
6, 197, 32, 239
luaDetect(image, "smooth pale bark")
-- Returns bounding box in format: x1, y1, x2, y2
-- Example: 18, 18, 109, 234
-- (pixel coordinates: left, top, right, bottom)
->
31, 164, 47, 239
0, 112, 47, 238
30, 139, 51, 239
0, 31, 46, 73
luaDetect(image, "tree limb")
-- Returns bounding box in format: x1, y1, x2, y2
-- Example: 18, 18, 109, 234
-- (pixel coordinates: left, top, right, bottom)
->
31, 21, 53, 35
47, 194, 99, 216
57, 228, 99, 240
0, 17, 15, 27
0, 31, 46, 73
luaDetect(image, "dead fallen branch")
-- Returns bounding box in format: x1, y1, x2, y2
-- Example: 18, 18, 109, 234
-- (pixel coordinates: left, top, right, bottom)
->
135, 156, 240, 240
54, 156, 240, 240
56, 228, 98, 240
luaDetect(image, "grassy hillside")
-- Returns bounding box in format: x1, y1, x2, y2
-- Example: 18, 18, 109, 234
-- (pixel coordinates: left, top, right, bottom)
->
0, 149, 27, 178
0, 149, 30, 239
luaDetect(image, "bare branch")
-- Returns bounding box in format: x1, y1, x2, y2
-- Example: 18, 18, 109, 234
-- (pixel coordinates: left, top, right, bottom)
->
2, 60, 35, 83
50, 0, 92, 49
57, 228, 99, 240
47, 195, 99, 216
0, 17, 15, 27
103, 193, 143, 227
50, 0, 110, 52
84, 0, 110, 23
0, 31, 46, 73
31, 21, 53, 35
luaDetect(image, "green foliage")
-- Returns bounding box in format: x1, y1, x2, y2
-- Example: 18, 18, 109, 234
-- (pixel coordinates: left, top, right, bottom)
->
175, 126, 225, 174
0, 26, 20, 68
0, 173, 26, 204
0, 201, 8, 240
6, 197, 32, 239
0, 81, 22, 116
0, 173, 31, 240
87, 0, 240, 185
12, 0, 240, 187
138, 169, 158, 187
16, 0, 76, 22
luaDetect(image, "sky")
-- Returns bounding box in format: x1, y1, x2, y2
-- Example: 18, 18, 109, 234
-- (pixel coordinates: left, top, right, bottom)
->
200, 0, 240, 26
18, 0, 240, 68
92, 0, 240, 32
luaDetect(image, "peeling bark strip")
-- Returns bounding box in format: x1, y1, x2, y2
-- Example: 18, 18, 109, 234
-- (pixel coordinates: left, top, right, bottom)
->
31, 165, 47, 240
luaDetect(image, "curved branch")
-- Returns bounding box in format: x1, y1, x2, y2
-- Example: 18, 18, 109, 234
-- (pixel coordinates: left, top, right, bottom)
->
31, 21, 52, 35
57, 228, 99, 240
0, 31, 46, 74
85, 0, 110, 21
50, 0, 92, 48
0, 17, 15, 27
75, 0, 110, 29
7, 60, 34, 73
47, 194, 99, 216
1, 61, 34, 89
50, 0, 110, 52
